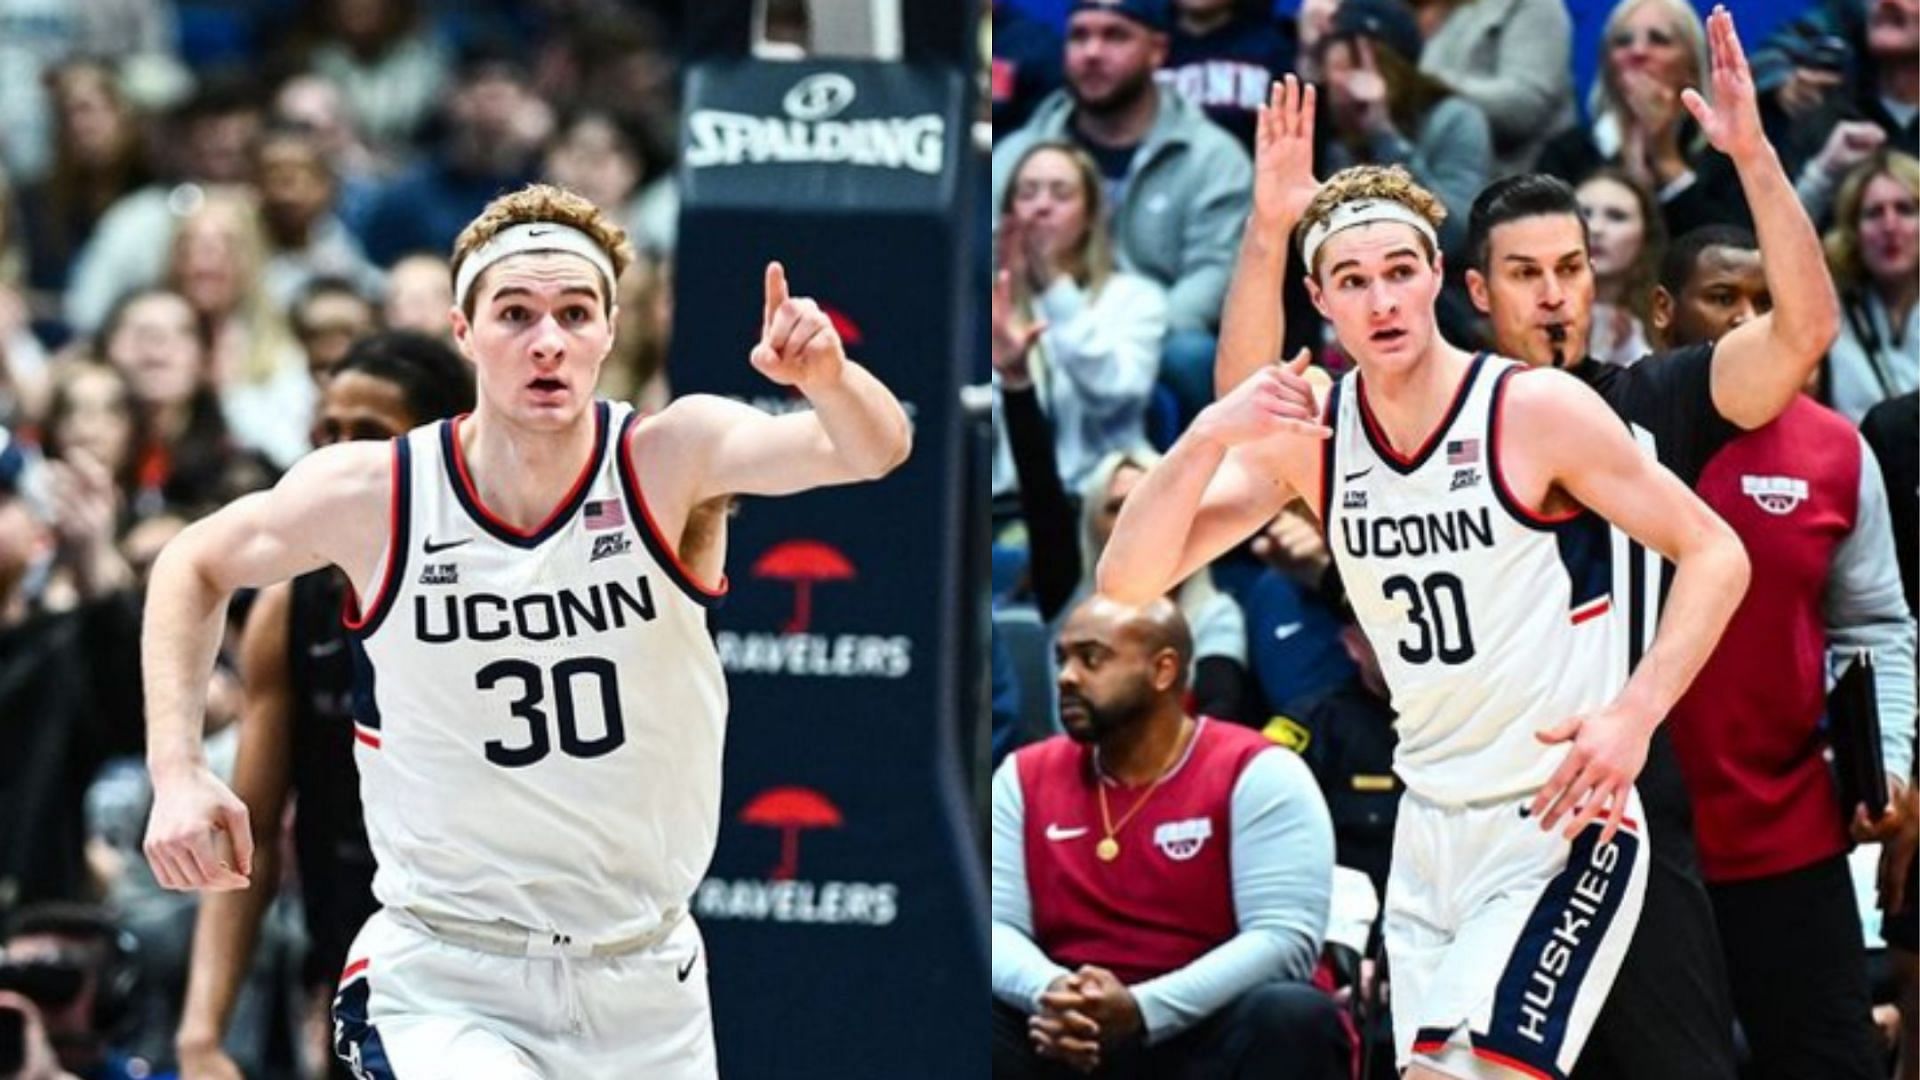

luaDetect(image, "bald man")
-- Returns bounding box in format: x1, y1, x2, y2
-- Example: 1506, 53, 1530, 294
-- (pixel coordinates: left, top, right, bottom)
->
990, 595, 1348, 1078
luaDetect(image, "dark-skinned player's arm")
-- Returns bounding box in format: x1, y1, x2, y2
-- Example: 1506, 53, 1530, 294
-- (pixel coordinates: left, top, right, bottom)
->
1685, 7, 1839, 428
177, 582, 298, 1078
144, 441, 390, 893
1507, 369, 1750, 847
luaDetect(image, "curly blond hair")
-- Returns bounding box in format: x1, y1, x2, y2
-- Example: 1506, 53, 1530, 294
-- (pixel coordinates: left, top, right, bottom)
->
450, 184, 636, 317
1298, 165, 1447, 275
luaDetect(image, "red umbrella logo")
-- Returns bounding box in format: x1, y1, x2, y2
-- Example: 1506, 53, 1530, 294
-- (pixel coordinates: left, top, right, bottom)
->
820, 303, 864, 347
740, 787, 843, 880
751, 539, 855, 633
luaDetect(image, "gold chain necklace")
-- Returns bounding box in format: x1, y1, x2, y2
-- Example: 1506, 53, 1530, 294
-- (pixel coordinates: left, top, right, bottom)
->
1093, 721, 1192, 862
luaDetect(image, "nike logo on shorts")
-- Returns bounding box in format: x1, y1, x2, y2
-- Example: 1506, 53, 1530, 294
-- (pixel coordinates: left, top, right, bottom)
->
677, 949, 698, 982
1045, 824, 1088, 842
423, 536, 473, 554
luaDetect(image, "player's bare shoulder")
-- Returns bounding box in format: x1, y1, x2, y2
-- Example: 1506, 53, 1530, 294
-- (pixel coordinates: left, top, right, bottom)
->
1497, 365, 1615, 444
622, 394, 734, 522
625, 393, 752, 481
631, 393, 754, 445
1493, 362, 1635, 504
235, 438, 397, 593
280, 438, 394, 522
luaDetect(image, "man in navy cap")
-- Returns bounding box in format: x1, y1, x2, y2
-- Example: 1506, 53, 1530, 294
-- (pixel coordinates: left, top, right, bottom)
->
992, 0, 1254, 424
1158, 0, 1298, 150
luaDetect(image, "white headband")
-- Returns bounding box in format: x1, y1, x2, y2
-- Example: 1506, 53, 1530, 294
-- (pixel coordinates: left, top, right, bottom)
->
1299, 198, 1440, 274
454, 222, 618, 307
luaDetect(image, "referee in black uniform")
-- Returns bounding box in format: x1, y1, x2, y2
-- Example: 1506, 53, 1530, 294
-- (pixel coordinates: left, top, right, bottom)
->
1210, 13, 1839, 1077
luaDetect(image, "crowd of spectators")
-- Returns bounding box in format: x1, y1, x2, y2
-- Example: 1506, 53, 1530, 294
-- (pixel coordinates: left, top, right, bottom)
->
0, 2, 707, 1077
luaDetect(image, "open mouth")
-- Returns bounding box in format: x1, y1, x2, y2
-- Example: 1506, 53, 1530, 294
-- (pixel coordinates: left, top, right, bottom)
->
1370, 327, 1409, 345
528, 377, 566, 394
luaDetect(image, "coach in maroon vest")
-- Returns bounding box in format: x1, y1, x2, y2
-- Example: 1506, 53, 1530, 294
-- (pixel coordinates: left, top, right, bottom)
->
1651, 224, 1917, 1080
990, 594, 1349, 1078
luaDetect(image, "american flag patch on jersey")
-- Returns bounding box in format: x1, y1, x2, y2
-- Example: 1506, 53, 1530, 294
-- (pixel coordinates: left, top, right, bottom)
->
1446, 438, 1481, 465
584, 499, 626, 530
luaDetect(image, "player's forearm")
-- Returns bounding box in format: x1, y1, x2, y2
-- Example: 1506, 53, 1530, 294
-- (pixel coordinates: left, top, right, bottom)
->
1096, 434, 1228, 604
1615, 526, 1750, 730
143, 542, 235, 777
176, 841, 279, 1050
1213, 215, 1295, 399
800, 361, 911, 480
1738, 143, 1839, 362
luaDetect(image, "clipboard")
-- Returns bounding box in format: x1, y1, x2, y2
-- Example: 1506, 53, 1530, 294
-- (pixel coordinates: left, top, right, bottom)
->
1830, 649, 1890, 827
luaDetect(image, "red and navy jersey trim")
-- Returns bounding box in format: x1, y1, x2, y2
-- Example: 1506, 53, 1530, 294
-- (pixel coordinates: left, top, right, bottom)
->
1411, 1026, 1455, 1055
1316, 377, 1344, 541
1414, 1029, 1564, 1080
1467, 1041, 1561, 1080
342, 438, 411, 638
440, 400, 610, 548
1486, 366, 1584, 531
1355, 352, 1486, 476
1485, 367, 1613, 614
347, 634, 381, 741
616, 411, 727, 608
332, 961, 395, 1078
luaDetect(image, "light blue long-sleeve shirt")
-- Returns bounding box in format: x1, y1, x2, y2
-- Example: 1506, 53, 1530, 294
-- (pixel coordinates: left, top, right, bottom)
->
991, 742, 1334, 1044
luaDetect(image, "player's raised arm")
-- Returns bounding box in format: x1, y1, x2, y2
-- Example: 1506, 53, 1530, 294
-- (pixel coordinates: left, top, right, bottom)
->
654, 262, 912, 503
1099, 352, 1328, 605
142, 440, 389, 892
1683, 6, 1840, 428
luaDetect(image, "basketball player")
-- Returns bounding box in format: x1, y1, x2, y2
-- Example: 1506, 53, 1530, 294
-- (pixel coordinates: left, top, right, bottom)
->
140, 184, 912, 1079
1450, 15, 1842, 1077
1099, 110, 1751, 1080
176, 332, 474, 1080
1212, 14, 1827, 1075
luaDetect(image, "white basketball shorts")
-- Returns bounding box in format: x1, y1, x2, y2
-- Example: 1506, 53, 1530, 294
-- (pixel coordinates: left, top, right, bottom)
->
332, 907, 717, 1079
1387, 786, 1650, 1080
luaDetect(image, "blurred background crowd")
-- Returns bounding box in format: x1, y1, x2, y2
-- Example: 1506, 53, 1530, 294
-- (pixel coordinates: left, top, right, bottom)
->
0, 2, 998, 1078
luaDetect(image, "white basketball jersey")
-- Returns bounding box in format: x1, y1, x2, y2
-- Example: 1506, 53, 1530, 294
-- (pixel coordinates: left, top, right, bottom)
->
346, 400, 729, 941
1320, 355, 1627, 804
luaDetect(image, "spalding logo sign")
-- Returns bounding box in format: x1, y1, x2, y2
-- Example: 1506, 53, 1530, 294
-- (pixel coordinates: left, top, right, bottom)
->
685, 71, 946, 176
782, 73, 857, 121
